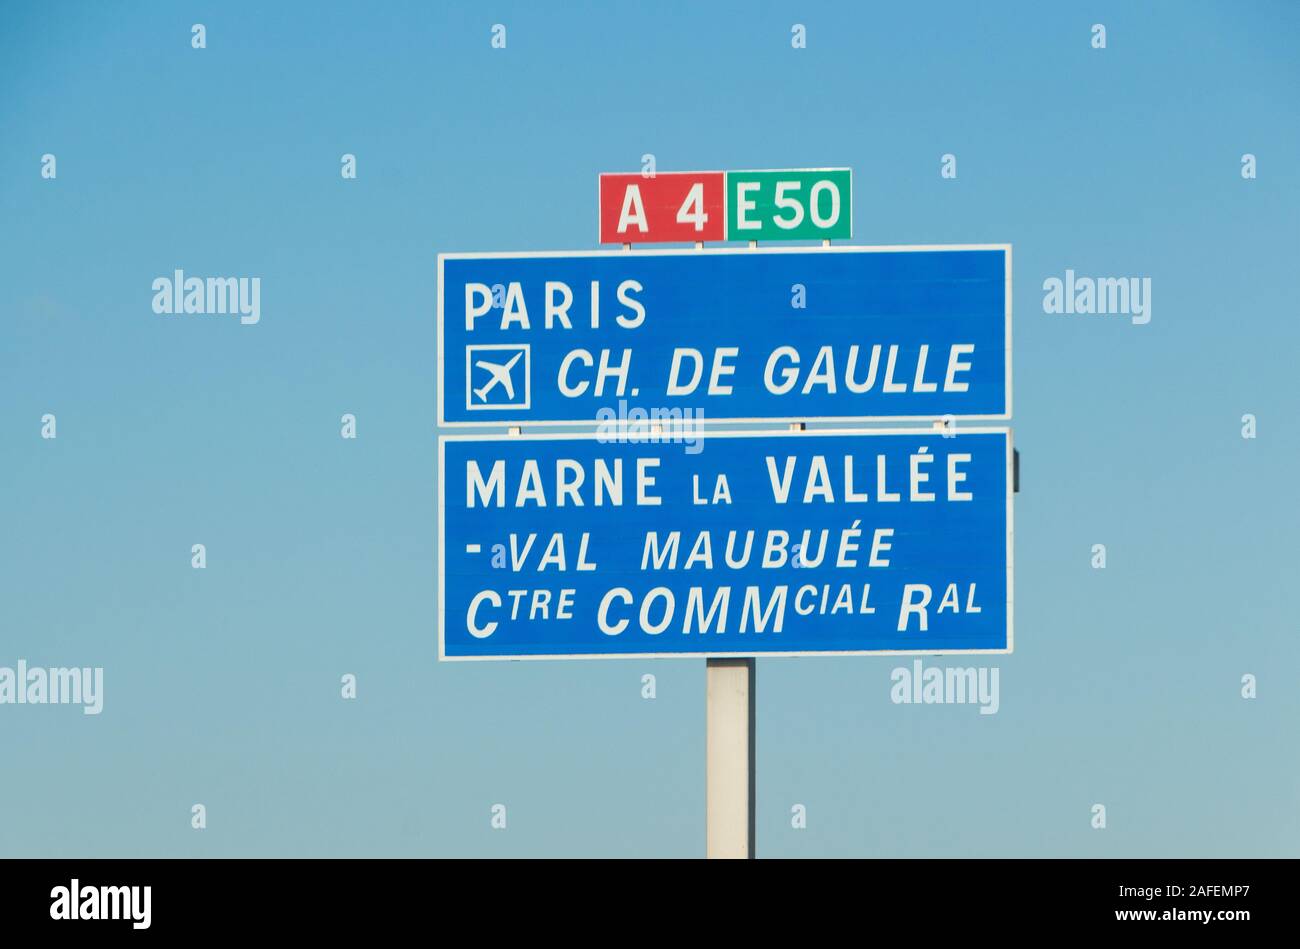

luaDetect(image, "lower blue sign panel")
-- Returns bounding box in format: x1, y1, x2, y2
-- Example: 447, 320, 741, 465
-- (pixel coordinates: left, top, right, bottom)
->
439, 429, 1013, 659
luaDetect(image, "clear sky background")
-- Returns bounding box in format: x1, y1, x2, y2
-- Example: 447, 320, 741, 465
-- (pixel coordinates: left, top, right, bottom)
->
1, 1, 1297, 857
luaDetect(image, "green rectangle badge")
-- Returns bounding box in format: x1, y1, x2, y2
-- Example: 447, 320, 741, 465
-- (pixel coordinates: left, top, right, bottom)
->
724, 168, 852, 241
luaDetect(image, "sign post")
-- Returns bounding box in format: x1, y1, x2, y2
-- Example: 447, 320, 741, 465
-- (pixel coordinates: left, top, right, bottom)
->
706, 657, 755, 859
437, 169, 1013, 859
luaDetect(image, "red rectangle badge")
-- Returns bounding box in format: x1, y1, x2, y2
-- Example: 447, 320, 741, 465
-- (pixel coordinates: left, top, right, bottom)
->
598, 171, 725, 244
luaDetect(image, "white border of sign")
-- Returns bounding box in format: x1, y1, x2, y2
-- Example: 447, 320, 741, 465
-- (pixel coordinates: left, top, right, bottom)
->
436, 426, 1014, 661
436, 243, 1013, 427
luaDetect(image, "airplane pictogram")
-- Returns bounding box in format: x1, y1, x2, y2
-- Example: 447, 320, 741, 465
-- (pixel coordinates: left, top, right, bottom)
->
473, 351, 523, 403
465, 344, 530, 410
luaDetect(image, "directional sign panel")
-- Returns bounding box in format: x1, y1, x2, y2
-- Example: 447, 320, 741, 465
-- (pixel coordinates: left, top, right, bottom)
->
438, 245, 1011, 425
439, 428, 1013, 660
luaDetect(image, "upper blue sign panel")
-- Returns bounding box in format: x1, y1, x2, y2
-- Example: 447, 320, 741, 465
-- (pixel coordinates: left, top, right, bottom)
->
438, 245, 1010, 425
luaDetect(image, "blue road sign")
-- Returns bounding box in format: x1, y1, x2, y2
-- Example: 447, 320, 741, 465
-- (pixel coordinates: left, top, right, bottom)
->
437, 245, 1011, 425
438, 428, 1013, 659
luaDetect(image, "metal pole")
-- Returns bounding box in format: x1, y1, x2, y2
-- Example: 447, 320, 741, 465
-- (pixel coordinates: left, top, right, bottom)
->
704, 233, 760, 859
706, 657, 755, 858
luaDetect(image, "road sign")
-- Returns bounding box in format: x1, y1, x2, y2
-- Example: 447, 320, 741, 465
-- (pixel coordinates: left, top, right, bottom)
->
599, 171, 725, 244
726, 168, 851, 241
597, 168, 851, 243
437, 244, 1011, 425
438, 428, 1013, 660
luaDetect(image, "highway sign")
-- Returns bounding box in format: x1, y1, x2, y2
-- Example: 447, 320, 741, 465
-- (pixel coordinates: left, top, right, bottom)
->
437, 244, 1011, 425
725, 168, 851, 241
597, 168, 851, 243
599, 171, 725, 244
438, 428, 1013, 660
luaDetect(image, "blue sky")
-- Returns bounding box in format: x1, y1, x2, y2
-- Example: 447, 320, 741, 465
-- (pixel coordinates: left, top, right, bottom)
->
1, 1, 1297, 856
